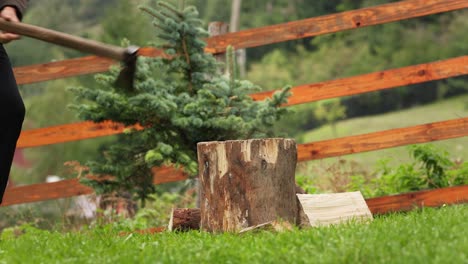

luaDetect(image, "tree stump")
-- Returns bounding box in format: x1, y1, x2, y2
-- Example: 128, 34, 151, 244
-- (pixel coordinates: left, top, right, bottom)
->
198, 138, 297, 232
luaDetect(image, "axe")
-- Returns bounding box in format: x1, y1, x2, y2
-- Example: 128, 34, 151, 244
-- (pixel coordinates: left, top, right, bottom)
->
0, 18, 139, 91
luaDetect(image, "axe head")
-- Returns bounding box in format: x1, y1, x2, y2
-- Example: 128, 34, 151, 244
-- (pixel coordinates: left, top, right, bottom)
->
115, 45, 140, 92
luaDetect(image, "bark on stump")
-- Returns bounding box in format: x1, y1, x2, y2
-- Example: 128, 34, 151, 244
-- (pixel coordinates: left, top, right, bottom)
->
168, 208, 201, 231
198, 138, 297, 232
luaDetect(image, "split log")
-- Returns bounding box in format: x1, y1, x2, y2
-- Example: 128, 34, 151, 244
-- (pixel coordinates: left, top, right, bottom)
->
297, 192, 373, 227
168, 208, 201, 232
198, 138, 298, 232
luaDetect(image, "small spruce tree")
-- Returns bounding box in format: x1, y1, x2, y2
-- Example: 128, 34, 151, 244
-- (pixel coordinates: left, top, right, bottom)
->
68, 1, 290, 205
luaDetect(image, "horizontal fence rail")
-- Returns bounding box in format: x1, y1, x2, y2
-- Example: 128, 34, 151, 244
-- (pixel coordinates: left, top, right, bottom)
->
14, 56, 114, 85
18, 121, 143, 148
6, 117, 468, 206
297, 117, 468, 162
205, 0, 468, 53
17, 56, 468, 148
2, 179, 93, 206
13, 0, 468, 85
4, 176, 467, 215
1, 166, 187, 207
14, 48, 168, 85
366, 185, 468, 214
253, 56, 468, 106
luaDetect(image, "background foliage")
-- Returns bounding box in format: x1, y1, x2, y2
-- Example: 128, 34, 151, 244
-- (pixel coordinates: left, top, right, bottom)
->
68, 1, 290, 203
6, 0, 467, 184
1, 0, 466, 229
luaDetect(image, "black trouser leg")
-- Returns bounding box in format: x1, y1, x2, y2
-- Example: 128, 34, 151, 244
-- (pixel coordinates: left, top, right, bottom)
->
0, 44, 25, 204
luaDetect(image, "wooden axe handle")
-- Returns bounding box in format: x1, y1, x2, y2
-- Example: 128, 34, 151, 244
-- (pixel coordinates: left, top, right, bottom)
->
0, 18, 127, 61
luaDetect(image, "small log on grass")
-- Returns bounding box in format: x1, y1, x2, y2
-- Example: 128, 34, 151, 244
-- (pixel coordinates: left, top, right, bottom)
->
198, 138, 298, 232
297, 191, 373, 227
168, 208, 201, 231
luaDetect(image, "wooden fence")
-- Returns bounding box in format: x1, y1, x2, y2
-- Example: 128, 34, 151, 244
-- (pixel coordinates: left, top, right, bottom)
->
3, 0, 468, 214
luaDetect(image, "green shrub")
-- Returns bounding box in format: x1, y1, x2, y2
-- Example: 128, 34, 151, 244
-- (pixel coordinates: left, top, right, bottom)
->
68, 1, 290, 204
298, 144, 468, 198
410, 144, 453, 188
447, 161, 468, 186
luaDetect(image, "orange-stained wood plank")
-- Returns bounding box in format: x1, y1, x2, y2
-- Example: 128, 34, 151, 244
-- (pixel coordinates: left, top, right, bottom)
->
9, 117, 468, 206
297, 117, 468, 162
252, 56, 468, 106
14, 47, 168, 85
14, 56, 114, 85
17, 121, 144, 148
151, 166, 189, 185
205, 0, 468, 53
1, 179, 93, 207
366, 185, 468, 214
14, 0, 468, 85
0, 166, 188, 207
3, 174, 467, 213
17, 56, 468, 148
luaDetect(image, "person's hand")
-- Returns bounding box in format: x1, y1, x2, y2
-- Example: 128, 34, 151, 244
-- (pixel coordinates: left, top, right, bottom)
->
0, 6, 20, 44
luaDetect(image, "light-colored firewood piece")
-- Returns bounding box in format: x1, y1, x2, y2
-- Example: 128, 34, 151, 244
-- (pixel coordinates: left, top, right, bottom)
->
297, 191, 373, 227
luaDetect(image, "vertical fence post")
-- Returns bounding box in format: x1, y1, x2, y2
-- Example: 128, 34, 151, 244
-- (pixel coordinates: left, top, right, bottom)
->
229, 0, 246, 78
208, 22, 229, 74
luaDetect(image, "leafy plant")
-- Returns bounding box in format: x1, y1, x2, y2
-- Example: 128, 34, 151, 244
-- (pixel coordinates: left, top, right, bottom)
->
447, 161, 468, 186
371, 159, 425, 196
68, 1, 290, 205
297, 144, 468, 198
410, 144, 453, 188
355, 144, 465, 197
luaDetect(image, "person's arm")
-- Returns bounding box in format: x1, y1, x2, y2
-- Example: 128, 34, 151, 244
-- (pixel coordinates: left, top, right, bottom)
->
0, 0, 27, 43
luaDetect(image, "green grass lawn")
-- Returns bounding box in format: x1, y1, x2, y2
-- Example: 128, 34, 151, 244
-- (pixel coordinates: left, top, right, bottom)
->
1, 205, 467, 263
300, 94, 468, 170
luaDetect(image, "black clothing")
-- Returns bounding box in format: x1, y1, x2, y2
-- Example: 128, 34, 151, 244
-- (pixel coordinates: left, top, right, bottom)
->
0, 44, 25, 203
0, 0, 28, 203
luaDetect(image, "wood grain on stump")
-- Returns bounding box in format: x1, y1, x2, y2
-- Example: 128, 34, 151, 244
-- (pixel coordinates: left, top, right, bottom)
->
198, 138, 297, 232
